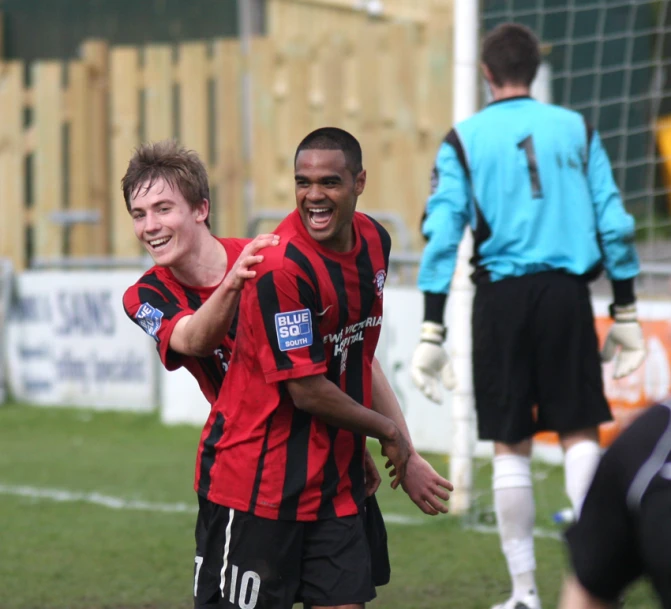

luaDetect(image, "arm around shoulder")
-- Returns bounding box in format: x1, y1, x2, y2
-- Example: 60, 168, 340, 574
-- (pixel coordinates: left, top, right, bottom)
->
169, 234, 280, 357
168, 280, 242, 357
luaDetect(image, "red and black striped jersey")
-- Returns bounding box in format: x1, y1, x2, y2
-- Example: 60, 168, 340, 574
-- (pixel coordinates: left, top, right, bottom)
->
122, 237, 248, 405
198, 210, 391, 521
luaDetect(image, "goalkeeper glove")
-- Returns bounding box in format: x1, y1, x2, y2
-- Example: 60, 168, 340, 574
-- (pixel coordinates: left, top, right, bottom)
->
410, 322, 456, 404
601, 303, 646, 379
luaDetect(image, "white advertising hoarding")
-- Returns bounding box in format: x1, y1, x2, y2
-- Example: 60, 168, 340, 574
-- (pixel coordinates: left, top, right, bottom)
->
0, 260, 13, 405
6, 270, 157, 411
376, 286, 456, 455
161, 365, 210, 425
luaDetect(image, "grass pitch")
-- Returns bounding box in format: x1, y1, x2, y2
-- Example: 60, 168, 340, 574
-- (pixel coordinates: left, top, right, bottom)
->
0, 403, 657, 609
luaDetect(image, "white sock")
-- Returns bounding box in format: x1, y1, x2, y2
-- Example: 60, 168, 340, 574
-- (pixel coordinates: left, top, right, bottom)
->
493, 455, 537, 601
564, 440, 601, 518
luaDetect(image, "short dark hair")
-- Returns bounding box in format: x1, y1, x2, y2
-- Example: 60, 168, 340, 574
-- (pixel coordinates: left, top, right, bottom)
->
481, 23, 540, 88
294, 127, 363, 176
122, 140, 211, 228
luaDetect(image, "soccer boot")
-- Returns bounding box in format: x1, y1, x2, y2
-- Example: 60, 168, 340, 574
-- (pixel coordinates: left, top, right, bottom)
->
491, 590, 541, 609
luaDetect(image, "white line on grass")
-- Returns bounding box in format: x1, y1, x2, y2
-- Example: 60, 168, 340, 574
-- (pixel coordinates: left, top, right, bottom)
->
0, 484, 197, 513
465, 523, 562, 541
0, 484, 565, 537
0, 483, 423, 525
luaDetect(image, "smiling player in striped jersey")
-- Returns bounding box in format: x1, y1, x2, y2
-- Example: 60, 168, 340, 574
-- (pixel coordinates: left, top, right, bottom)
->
192, 128, 454, 609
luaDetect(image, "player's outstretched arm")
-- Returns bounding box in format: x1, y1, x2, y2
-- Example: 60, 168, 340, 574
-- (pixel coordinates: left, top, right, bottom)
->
169, 234, 279, 356
372, 358, 453, 514
286, 374, 410, 489
558, 576, 615, 609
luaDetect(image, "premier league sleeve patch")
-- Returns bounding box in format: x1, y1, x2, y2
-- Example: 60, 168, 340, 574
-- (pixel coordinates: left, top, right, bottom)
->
275, 308, 313, 352
135, 302, 164, 341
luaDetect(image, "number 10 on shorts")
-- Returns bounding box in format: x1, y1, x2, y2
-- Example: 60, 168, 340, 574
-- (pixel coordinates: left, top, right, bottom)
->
225, 565, 261, 609
194, 557, 261, 608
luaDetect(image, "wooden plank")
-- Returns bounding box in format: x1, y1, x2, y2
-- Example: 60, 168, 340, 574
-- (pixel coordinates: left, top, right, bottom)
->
178, 42, 208, 155
425, 0, 453, 142
33, 61, 64, 261
81, 40, 110, 255
67, 60, 92, 257
355, 23, 383, 214
341, 36, 360, 137
276, 40, 311, 207
309, 33, 346, 131
212, 39, 244, 237
109, 46, 142, 256
0, 62, 26, 268
250, 37, 277, 216
384, 23, 417, 239
144, 45, 174, 142
419, 4, 452, 249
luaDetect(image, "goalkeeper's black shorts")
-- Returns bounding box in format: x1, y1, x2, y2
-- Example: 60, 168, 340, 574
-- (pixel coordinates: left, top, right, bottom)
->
472, 271, 612, 444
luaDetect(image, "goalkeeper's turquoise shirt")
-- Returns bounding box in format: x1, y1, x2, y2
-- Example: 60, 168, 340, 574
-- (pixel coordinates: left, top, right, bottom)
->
418, 96, 640, 294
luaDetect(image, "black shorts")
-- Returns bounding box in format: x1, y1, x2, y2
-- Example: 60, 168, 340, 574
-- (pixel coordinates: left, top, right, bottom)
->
472, 272, 612, 444
193, 496, 376, 609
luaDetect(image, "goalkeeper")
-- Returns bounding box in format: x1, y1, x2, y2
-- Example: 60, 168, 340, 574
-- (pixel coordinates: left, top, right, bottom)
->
411, 22, 645, 609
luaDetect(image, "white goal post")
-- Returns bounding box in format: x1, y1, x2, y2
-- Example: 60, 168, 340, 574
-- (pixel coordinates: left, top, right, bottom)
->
447, 0, 480, 515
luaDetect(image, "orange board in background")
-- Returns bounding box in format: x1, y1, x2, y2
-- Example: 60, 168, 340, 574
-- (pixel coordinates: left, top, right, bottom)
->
535, 317, 671, 448
656, 115, 671, 215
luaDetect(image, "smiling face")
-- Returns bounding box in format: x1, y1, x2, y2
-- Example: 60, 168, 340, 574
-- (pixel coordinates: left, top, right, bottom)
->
294, 149, 366, 253
129, 178, 209, 267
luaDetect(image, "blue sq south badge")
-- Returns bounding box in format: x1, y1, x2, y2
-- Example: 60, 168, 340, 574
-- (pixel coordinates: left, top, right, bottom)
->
135, 302, 164, 341
275, 308, 313, 352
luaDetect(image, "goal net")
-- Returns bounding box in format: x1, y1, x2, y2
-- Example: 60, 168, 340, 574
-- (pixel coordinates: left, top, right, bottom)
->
484, 0, 671, 281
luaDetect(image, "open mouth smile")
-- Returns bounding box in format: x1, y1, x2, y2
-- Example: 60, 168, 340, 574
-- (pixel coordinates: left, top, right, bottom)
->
148, 236, 172, 250
308, 208, 334, 230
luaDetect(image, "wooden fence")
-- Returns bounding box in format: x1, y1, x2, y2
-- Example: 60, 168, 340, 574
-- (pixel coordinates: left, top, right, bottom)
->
0, 1, 453, 270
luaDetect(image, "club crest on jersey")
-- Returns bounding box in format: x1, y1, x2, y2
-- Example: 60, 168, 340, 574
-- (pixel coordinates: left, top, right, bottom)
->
275, 308, 313, 351
135, 302, 163, 341
373, 270, 386, 298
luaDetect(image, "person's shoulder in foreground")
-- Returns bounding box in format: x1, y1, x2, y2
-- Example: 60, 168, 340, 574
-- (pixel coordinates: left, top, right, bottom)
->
560, 402, 671, 609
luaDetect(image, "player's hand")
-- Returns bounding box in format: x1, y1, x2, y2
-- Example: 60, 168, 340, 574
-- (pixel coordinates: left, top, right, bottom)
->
224, 234, 280, 291
380, 426, 411, 490
410, 322, 456, 404
400, 453, 453, 515
363, 447, 381, 497
601, 303, 646, 379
